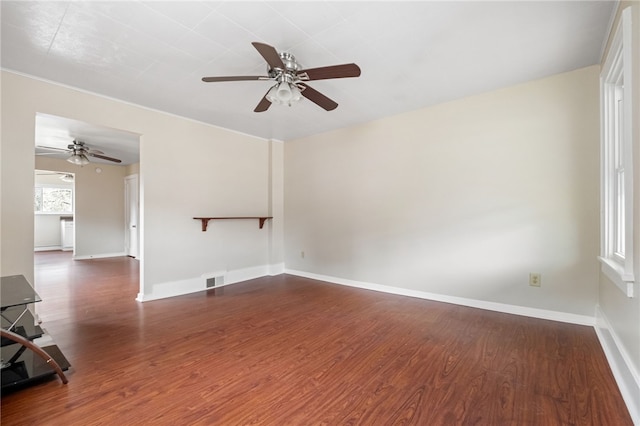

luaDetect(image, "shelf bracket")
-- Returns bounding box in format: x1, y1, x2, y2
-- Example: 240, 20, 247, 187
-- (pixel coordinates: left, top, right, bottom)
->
197, 218, 212, 232
194, 217, 273, 232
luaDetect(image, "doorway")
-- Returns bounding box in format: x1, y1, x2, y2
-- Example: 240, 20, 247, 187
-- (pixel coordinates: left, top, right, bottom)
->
34, 112, 141, 269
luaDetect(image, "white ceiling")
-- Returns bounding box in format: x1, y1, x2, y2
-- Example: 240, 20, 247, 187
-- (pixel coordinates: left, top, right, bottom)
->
2, 1, 615, 150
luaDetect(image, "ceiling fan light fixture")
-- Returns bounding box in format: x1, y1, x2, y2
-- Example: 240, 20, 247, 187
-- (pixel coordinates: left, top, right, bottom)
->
290, 84, 302, 103
67, 153, 90, 166
266, 84, 280, 104
276, 81, 293, 102
266, 81, 302, 106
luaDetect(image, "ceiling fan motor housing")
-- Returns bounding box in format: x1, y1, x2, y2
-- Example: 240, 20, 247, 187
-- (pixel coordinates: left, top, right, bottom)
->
279, 52, 300, 73
269, 52, 302, 82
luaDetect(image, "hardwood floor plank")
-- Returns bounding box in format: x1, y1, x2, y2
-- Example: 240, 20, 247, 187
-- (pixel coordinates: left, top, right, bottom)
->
0, 251, 632, 425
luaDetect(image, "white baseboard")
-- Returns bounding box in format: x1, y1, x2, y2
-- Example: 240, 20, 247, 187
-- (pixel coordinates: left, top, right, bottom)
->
34, 246, 62, 252
284, 269, 595, 326
595, 306, 640, 425
136, 263, 283, 303
268, 262, 285, 276
73, 252, 127, 260
225, 264, 272, 285
136, 276, 204, 302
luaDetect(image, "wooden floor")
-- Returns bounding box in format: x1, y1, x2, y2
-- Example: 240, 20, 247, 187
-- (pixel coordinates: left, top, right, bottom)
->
1, 251, 631, 425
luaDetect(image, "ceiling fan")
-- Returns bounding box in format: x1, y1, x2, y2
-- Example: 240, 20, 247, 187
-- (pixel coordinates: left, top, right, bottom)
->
36, 171, 74, 182
36, 140, 122, 166
202, 42, 361, 112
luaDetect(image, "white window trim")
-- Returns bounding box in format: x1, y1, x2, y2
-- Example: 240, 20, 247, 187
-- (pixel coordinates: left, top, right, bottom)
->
599, 7, 635, 298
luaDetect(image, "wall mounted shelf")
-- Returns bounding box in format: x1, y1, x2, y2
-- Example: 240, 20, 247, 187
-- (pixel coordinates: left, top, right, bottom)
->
193, 217, 273, 232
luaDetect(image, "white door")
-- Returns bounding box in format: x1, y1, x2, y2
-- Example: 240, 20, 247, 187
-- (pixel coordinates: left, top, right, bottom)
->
124, 174, 139, 258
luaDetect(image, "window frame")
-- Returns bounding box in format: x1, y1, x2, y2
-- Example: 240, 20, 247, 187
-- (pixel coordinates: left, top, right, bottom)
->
34, 184, 74, 215
599, 7, 635, 298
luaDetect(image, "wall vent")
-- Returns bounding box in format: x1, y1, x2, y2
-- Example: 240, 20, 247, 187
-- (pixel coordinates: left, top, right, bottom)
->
206, 276, 224, 288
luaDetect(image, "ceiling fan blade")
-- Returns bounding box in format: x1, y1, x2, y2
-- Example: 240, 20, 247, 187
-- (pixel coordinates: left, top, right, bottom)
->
252, 42, 285, 69
36, 145, 69, 152
299, 84, 338, 111
254, 90, 272, 113
202, 76, 270, 83
298, 63, 361, 81
88, 152, 122, 163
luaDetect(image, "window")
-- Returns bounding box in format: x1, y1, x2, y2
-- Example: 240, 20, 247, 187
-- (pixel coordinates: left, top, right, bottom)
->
34, 186, 73, 214
600, 7, 634, 297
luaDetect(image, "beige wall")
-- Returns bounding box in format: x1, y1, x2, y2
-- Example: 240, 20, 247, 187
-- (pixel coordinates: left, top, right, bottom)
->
1, 71, 283, 299
285, 66, 600, 316
126, 162, 140, 176
34, 214, 67, 249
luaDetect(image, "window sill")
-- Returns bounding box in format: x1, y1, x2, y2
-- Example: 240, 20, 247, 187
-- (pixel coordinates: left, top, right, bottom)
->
599, 256, 635, 298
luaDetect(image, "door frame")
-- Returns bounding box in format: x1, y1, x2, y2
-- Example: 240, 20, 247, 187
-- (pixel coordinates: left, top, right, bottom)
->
124, 174, 139, 259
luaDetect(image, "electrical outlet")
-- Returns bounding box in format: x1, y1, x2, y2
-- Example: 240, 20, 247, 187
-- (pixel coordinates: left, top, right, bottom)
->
529, 273, 541, 287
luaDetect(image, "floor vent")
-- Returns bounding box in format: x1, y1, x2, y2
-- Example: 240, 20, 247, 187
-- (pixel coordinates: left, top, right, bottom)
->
206, 276, 224, 288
